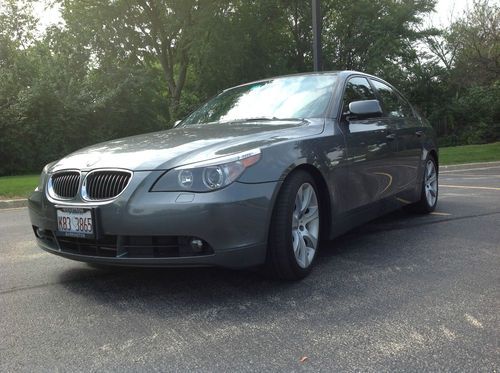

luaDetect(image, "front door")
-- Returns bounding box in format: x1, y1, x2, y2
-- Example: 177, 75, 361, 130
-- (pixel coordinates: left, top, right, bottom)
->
370, 79, 422, 192
339, 76, 398, 211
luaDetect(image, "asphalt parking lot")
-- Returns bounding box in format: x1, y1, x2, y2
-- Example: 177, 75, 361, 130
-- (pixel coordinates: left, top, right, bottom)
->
1, 162, 499, 372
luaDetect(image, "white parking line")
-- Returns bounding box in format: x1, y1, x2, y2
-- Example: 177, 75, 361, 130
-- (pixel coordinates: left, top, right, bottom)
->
440, 184, 500, 191
440, 174, 500, 177
441, 193, 475, 197
441, 166, 500, 174
441, 160, 500, 168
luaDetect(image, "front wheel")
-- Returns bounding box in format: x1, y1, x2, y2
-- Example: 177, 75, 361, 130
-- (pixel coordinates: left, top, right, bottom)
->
266, 170, 320, 280
410, 155, 438, 213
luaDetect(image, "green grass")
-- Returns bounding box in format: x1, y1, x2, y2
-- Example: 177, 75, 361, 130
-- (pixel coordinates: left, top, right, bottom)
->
440, 142, 500, 165
0, 174, 39, 199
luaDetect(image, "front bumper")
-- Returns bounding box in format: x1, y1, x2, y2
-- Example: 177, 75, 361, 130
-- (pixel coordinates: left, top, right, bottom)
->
28, 170, 280, 269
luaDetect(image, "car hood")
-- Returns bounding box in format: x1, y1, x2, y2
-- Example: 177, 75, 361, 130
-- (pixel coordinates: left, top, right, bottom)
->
50, 119, 324, 172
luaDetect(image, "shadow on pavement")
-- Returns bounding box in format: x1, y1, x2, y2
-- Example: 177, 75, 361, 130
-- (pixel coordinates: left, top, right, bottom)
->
55, 208, 438, 320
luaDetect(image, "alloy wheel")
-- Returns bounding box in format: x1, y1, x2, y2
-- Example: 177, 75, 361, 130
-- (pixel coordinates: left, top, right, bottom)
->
424, 159, 438, 207
292, 183, 320, 268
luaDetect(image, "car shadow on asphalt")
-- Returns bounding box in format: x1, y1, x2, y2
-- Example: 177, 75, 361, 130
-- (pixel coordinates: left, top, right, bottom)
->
56, 208, 437, 316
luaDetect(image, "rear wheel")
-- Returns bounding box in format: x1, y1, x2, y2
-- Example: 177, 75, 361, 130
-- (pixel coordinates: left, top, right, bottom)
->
410, 155, 438, 213
266, 170, 320, 280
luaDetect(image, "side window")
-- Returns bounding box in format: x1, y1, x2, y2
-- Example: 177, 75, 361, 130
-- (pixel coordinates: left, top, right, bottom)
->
370, 80, 412, 118
342, 77, 376, 114
395, 92, 415, 118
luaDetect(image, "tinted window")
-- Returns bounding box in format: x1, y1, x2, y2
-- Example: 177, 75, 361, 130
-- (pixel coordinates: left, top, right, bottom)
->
395, 92, 414, 118
342, 77, 376, 114
181, 75, 337, 126
370, 79, 413, 118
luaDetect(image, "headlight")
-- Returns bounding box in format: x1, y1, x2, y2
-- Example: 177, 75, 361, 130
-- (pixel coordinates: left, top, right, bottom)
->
152, 149, 261, 192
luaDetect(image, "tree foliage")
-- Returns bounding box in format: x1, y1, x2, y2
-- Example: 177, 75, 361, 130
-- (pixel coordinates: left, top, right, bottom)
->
0, 0, 498, 175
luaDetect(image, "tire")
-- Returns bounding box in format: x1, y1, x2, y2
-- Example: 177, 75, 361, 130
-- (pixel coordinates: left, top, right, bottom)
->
409, 155, 438, 213
265, 170, 321, 280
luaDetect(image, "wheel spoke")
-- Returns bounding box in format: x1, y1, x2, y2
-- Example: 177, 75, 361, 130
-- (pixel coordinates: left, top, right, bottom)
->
292, 230, 300, 254
292, 213, 299, 229
302, 228, 318, 249
306, 247, 315, 267
299, 234, 308, 267
427, 162, 433, 177
295, 188, 303, 213
300, 185, 313, 214
302, 206, 319, 224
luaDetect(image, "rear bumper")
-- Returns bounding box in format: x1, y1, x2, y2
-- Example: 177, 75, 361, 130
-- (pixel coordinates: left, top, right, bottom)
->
28, 172, 280, 269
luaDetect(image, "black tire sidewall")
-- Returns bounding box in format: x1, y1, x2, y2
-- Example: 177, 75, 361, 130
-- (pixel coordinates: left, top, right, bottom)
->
267, 170, 320, 279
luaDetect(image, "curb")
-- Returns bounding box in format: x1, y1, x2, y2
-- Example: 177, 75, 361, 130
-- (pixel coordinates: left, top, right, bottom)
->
440, 161, 500, 170
0, 199, 28, 209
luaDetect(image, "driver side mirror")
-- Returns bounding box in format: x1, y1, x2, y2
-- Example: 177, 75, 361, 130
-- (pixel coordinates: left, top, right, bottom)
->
174, 120, 181, 127
346, 100, 383, 121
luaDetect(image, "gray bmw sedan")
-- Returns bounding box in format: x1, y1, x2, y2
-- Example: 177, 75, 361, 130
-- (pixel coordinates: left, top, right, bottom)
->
28, 71, 438, 279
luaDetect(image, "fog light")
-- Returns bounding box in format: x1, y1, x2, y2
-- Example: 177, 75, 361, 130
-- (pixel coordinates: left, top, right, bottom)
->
34, 227, 46, 239
190, 238, 204, 252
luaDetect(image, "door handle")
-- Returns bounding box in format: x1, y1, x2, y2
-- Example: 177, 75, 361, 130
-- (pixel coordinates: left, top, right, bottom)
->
415, 130, 424, 137
386, 133, 396, 141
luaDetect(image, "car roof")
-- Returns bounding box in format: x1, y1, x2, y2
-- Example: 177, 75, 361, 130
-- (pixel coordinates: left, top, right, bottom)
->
223, 70, 380, 92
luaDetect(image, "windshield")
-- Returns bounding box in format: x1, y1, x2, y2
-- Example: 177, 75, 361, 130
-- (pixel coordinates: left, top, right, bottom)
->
181, 74, 337, 126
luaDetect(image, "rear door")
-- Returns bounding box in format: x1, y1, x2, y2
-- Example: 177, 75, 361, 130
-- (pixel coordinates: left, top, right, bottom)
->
340, 76, 398, 211
369, 79, 422, 191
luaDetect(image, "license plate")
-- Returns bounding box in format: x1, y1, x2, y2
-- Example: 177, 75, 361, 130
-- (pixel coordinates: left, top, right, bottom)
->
56, 208, 94, 238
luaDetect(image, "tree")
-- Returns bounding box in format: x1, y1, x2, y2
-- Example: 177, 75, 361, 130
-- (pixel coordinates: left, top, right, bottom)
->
190, 0, 293, 99
1, 0, 498, 176
0, 0, 40, 175
321, 0, 436, 73
0, 1, 169, 175
449, 0, 499, 86
419, 0, 499, 144
279, 0, 314, 72
58, 0, 225, 120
